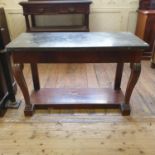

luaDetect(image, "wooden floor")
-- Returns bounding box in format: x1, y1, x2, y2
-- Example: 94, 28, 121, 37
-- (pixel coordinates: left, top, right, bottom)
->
1, 61, 155, 155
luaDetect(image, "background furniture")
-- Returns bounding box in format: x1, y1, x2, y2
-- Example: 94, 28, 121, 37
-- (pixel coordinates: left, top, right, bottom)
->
135, 10, 155, 59
20, 0, 92, 32
7, 32, 148, 116
139, 0, 155, 10
0, 8, 19, 116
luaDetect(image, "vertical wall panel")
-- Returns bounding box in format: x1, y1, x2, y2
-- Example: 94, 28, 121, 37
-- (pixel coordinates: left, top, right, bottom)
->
0, 0, 139, 38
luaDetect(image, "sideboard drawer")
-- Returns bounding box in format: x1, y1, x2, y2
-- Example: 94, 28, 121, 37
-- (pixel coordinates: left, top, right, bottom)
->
20, 1, 92, 32
21, 3, 90, 15
58, 4, 89, 14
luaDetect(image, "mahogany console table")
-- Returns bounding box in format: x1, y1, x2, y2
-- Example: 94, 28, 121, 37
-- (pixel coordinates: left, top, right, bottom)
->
6, 32, 148, 116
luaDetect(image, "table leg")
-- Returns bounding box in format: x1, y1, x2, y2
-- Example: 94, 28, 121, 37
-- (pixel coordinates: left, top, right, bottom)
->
0, 52, 20, 109
121, 63, 141, 116
114, 63, 124, 90
13, 64, 34, 116
30, 63, 40, 91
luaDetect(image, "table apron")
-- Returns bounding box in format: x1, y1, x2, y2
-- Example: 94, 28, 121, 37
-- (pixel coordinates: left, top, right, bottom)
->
12, 50, 142, 63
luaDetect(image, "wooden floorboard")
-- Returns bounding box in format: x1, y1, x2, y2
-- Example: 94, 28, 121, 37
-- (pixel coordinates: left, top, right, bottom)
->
0, 61, 155, 155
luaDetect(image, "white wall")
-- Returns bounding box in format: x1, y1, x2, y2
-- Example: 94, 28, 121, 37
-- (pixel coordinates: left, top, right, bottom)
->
0, 0, 139, 39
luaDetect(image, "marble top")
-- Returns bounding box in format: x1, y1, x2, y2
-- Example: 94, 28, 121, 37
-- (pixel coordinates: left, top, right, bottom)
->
6, 32, 149, 51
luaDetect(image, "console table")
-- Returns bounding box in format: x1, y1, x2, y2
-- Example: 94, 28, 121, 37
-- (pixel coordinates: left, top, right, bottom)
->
6, 32, 148, 116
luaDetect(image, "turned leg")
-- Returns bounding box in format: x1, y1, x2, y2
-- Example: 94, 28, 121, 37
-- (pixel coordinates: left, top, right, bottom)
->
0, 52, 20, 110
13, 64, 34, 116
1, 52, 16, 102
121, 63, 141, 116
30, 63, 40, 91
114, 63, 124, 90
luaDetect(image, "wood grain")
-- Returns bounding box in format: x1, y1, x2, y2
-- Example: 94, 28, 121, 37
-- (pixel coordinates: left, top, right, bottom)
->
135, 12, 147, 39
13, 61, 155, 116
0, 121, 155, 155
0, 61, 155, 154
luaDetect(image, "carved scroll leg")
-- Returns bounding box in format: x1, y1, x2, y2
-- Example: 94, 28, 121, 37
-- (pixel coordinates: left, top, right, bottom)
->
13, 64, 34, 116
31, 63, 40, 91
114, 63, 124, 90
121, 63, 141, 116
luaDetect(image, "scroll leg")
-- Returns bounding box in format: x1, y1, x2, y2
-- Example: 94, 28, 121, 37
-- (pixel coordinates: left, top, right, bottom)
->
114, 63, 124, 90
121, 63, 141, 116
13, 64, 34, 116
30, 63, 40, 91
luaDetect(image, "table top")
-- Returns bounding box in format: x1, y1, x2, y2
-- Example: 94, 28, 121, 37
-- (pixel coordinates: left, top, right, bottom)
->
6, 32, 149, 52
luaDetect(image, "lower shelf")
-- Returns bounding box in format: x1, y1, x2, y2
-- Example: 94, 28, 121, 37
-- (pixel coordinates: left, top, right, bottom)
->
30, 26, 88, 32
30, 88, 125, 109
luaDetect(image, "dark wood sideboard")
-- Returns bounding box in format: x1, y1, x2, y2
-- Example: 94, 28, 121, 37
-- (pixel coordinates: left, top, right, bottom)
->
0, 8, 20, 116
135, 10, 155, 59
136, 0, 155, 59
139, 0, 155, 10
20, 0, 92, 32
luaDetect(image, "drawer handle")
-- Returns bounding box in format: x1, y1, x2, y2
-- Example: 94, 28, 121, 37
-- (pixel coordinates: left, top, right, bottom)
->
68, 7, 75, 13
